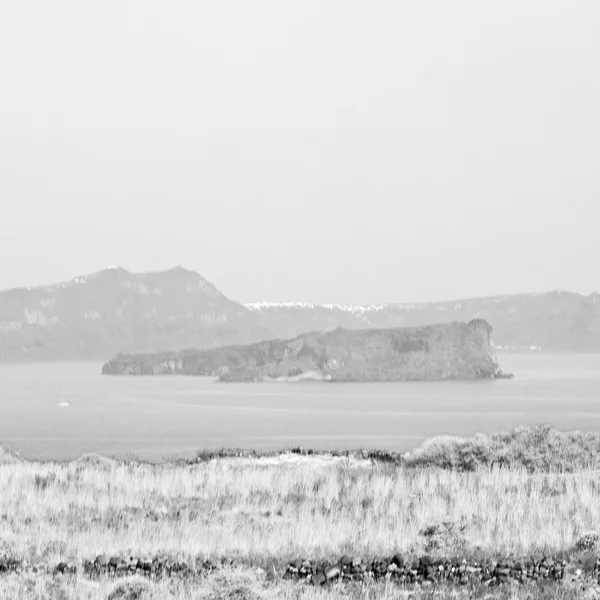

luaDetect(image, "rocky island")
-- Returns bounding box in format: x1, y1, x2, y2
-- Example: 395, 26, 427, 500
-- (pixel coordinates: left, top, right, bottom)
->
101, 319, 503, 381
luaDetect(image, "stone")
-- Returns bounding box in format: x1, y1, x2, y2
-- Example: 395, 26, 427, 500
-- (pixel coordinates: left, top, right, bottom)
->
581, 551, 598, 573
141, 559, 152, 571
391, 554, 404, 568
116, 560, 128, 572
325, 565, 340, 580
312, 570, 327, 585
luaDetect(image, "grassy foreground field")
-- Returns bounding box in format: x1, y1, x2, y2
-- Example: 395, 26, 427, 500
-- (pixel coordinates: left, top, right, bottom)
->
3, 425, 600, 599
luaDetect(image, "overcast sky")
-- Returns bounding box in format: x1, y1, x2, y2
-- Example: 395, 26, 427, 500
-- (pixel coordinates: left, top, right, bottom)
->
0, 0, 598, 304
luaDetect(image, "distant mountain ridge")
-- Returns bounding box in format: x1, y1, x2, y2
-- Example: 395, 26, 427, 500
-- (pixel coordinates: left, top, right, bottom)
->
246, 291, 600, 352
0, 267, 599, 361
0, 266, 273, 361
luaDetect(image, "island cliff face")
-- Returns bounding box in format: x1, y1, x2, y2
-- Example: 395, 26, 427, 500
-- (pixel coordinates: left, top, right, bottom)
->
101, 319, 501, 381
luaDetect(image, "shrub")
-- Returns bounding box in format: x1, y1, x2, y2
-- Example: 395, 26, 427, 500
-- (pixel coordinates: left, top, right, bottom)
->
575, 532, 600, 552
419, 520, 468, 553
107, 579, 151, 600
403, 425, 600, 473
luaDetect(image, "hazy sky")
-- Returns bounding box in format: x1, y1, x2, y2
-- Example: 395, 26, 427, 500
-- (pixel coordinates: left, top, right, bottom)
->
1, 1, 598, 304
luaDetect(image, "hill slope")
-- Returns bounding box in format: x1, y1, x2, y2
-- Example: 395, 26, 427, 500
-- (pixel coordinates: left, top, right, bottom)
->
0, 267, 272, 361
101, 319, 501, 381
246, 291, 600, 352
1, 267, 599, 362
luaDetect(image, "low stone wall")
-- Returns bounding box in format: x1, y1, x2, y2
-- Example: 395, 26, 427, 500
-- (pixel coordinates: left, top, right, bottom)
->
2, 552, 600, 587
286, 555, 577, 586
0, 555, 206, 579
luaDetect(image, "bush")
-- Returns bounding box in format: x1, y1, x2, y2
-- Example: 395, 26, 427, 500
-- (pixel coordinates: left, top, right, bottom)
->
403, 425, 600, 473
419, 520, 469, 553
107, 579, 151, 600
575, 532, 600, 551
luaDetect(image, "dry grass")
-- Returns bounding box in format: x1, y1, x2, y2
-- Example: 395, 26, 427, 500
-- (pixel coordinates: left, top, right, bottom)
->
2, 452, 600, 567
0, 569, 599, 600
4, 430, 600, 599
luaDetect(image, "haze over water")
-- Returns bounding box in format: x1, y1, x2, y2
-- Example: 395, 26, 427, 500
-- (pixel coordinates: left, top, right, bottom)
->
1, 354, 599, 461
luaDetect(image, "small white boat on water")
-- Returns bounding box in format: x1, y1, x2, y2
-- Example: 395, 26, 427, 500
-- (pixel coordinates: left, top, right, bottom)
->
57, 388, 71, 407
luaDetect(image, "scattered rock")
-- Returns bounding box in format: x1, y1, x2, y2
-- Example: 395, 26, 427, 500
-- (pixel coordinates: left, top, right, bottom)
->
580, 551, 598, 573
311, 570, 326, 585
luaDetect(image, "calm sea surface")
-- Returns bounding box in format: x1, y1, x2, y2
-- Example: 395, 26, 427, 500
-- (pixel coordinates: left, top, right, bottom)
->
1, 354, 599, 461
